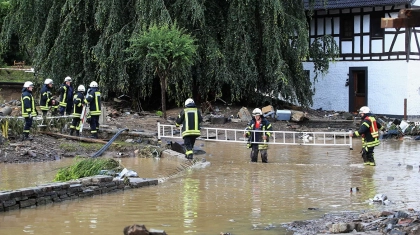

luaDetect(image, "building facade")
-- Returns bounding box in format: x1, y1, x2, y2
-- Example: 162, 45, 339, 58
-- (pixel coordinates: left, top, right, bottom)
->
304, 0, 420, 118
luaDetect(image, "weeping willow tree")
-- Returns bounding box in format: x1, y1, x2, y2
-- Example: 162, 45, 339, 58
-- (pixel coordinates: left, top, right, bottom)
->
0, 0, 337, 108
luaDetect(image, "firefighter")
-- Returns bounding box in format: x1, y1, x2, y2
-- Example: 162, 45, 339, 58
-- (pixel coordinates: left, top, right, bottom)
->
69, 85, 87, 136
350, 106, 383, 166
175, 98, 203, 159
39, 78, 57, 117
85, 81, 101, 139
243, 108, 272, 163
21, 81, 37, 141
58, 76, 74, 116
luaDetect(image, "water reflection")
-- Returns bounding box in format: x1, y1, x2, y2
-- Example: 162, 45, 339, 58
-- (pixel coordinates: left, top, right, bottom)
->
0, 139, 420, 234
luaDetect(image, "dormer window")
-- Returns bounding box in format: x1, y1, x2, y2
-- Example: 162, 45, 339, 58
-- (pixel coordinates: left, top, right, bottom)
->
340, 15, 354, 41
371, 12, 384, 39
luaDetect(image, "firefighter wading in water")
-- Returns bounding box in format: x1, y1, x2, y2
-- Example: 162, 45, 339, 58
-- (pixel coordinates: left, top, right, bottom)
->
349, 106, 383, 166
175, 98, 202, 159
244, 108, 273, 163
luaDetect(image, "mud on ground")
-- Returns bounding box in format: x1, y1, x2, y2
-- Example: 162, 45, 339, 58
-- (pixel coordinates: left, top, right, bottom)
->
0, 100, 357, 164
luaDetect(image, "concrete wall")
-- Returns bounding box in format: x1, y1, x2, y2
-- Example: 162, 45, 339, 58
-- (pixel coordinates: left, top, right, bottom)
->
304, 60, 420, 118
0, 175, 158, 212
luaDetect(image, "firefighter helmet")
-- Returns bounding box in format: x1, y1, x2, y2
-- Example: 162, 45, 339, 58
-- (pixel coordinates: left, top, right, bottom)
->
44, 78, 53, 85
184, 98, 195, 107
78, 85, 86, 92
64, 76, 72, 82
252, 108, 263, 116
23, 81, 34, 88
89, 81, 98, 87
359, 106, 371, 114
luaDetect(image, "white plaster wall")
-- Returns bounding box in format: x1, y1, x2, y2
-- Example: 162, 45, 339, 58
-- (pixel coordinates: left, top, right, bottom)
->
407, 61, 420, 116
303, 61, 420, 116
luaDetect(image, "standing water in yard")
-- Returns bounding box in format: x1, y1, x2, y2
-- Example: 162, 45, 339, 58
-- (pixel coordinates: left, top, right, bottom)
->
1, 139, 420, 235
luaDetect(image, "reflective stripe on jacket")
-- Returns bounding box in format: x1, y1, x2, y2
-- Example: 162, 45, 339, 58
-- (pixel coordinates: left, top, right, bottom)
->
175, 107, 202, 137
21, 88, 37, 117
86, 88, 101, 116
39, 85, 53, 111
355, 115, 381, 147
245, 117, 272, 149
72, 92, 86, 117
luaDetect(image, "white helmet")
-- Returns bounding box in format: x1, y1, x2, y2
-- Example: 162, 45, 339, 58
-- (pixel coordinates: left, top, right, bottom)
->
89, 81, 98, 87
184, 98, 194, 107
23, 81, 34, 88
44, 78, 53, 85
64, 76, 72, 82
78, 85, 86, 92
359, 106, 370, 114
252, 108, 263, 116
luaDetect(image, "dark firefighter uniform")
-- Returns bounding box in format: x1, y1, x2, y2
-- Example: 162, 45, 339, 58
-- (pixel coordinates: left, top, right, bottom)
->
245, 117, 272, 163
354, 115, 382, 166
69, 90, 87, 136
39, 84, 54, 116
175, 104, 202, 159
58, 83, 74, 115
86, 87, 101, 138
21, 85, 37, 141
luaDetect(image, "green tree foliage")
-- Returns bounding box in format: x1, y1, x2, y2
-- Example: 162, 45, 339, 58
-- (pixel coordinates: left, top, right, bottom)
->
126, 23, 197, 118
0, 0, 337, 108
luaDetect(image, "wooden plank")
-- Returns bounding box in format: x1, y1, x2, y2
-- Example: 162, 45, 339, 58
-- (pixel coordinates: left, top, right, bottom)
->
381, 18, 405, 28
39, 131, 108, 144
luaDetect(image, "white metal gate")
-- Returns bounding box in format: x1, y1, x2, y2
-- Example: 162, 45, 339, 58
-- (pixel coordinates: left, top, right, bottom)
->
158, 122, 353, 149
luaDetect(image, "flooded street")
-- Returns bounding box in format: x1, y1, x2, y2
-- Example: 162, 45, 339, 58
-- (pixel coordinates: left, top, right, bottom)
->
1, 138, 420, 234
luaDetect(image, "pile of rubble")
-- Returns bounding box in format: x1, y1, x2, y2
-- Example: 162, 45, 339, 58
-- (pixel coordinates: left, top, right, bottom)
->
283, 209, 420, 235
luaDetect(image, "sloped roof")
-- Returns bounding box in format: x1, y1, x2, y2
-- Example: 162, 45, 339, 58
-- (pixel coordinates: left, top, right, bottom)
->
304, 0, 417, 10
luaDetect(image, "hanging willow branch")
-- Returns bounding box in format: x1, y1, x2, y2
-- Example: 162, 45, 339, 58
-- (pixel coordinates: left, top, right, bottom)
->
1, 0, 338, 108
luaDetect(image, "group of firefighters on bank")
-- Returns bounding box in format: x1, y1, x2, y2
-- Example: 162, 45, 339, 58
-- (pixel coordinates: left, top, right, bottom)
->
21, 77, 381, 164
20, 77, 101, 141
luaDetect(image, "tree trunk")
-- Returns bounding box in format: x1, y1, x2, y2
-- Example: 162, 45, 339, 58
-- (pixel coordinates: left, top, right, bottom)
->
160, 76, 167, 119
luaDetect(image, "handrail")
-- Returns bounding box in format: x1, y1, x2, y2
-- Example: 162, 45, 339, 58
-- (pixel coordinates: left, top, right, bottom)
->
158, 122, 353, 149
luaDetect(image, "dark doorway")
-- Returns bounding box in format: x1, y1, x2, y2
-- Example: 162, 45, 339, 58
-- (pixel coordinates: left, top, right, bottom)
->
349, 67, 368, 113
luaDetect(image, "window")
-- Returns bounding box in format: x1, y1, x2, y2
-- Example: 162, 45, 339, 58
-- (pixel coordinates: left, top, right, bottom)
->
370, 12, 384, 39
340, 15, 354, 41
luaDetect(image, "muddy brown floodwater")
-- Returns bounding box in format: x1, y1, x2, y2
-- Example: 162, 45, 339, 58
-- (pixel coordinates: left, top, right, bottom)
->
0, 137, 420, 235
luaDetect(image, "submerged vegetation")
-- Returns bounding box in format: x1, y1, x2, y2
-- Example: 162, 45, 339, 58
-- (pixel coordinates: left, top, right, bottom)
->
54, 158, 122, 182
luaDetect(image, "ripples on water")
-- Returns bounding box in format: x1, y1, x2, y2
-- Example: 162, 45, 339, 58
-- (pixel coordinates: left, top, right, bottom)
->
0, 139, 420, 234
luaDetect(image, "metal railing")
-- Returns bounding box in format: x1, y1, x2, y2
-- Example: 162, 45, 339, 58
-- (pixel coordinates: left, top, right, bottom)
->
0, 115, 71, 126
157, 122, 353, 149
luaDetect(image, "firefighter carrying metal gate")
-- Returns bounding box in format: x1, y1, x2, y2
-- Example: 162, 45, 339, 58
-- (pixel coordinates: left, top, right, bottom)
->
157, 122, 353, 149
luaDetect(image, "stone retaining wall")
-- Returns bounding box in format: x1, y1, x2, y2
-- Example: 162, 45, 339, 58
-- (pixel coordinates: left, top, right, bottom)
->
0, 175, 158, 212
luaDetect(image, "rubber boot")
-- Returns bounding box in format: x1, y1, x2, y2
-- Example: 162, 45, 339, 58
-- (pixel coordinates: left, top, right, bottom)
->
22, 133, 33, 141
89, 133, 98, 139
185, 150, 194, 159
69, 129, 74, 136
368, 153, 376, 166
361, 148, 368, 165
75, 130, 80, 136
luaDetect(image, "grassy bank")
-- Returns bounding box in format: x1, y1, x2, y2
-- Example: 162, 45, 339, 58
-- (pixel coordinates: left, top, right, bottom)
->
0, 68, 35, 82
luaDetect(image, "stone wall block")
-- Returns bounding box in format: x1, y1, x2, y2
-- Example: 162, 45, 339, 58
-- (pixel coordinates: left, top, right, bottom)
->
19, 199, 36, 208
3, 199, 17, 207
0, 192, 11, 201
69, 184, 83, 193
4, 204, 19, 211
92, 175, 113, 183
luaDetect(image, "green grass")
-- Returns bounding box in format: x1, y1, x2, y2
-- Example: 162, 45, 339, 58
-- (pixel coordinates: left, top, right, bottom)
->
0, 68, 35, 82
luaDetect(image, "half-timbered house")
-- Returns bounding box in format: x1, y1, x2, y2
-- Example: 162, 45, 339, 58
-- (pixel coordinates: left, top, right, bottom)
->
303, 0, 420, 118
